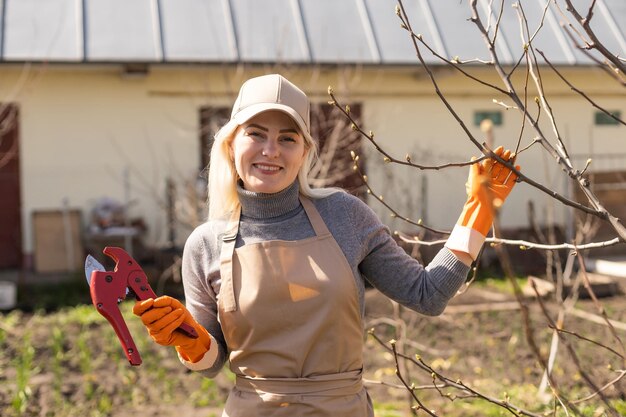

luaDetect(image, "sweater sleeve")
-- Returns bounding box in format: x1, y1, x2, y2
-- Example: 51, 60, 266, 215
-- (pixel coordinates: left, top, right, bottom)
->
347, 195, 470, 316
180, 225, 228, 377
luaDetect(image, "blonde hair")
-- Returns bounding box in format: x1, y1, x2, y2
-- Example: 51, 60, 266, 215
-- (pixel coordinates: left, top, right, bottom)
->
207, 117, 338, 220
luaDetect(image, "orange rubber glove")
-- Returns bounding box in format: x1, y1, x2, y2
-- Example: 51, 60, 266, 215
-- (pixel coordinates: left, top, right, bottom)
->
133, 296, 212, 363
457, 146, 520, 236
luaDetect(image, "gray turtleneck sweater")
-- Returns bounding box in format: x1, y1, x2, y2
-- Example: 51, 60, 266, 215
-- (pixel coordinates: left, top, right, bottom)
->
181, 181, 470, 378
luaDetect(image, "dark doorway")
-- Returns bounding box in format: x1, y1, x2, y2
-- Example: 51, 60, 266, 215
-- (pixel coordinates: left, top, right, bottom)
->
310, 102, 365, 197
0, 104, 22, 268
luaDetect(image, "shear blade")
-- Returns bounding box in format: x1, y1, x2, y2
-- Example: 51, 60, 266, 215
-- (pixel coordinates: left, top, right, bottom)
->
84, 255, 105, 285
84, 254, 129, 296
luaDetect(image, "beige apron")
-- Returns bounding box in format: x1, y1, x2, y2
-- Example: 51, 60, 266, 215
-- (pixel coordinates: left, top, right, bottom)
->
218, 196, 373, 416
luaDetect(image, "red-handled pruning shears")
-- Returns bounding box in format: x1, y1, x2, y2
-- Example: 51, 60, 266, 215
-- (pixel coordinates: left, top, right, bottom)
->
85, 246, 198, 366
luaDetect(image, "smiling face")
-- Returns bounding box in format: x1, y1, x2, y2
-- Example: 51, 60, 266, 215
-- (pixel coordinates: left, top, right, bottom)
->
231, 110, 308, 194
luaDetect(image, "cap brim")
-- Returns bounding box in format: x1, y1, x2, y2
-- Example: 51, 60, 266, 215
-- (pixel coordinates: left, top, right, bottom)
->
233, 104, 312, 143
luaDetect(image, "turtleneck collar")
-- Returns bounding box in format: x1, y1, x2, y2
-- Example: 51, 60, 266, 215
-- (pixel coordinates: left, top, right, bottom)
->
237, 180, 301, 219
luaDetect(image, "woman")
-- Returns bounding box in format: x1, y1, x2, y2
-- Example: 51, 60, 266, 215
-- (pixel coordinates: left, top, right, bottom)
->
134, 74, 520, 416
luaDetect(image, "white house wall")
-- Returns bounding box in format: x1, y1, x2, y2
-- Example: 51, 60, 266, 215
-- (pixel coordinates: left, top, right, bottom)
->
0, 65, 623, 259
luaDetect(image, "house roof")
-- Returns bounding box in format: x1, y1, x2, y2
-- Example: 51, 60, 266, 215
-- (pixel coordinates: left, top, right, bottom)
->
0, 0, 623, 65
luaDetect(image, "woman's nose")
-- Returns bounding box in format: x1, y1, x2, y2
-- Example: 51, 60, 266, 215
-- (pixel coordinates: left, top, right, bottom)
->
262, 139, 279, 157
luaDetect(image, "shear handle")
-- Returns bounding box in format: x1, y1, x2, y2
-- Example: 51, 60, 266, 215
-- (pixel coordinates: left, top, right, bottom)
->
103, 247, 199, 339
90, 268, 142, 365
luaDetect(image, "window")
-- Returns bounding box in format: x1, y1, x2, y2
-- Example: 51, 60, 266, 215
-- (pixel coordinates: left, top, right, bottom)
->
594, 110, 621, 126
474, 110, 502, 126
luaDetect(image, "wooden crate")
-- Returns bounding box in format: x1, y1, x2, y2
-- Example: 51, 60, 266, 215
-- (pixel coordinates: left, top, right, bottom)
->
33, 209, 83, 273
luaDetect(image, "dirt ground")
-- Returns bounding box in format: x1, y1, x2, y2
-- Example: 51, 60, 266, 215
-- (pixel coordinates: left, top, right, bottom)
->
1, 280, 625, 417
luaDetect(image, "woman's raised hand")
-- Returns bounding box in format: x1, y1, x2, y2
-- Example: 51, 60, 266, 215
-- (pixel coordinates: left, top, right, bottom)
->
458, 146, 520, 236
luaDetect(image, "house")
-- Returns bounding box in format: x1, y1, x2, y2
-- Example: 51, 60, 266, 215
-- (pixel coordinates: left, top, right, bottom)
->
0, 0, 624, 273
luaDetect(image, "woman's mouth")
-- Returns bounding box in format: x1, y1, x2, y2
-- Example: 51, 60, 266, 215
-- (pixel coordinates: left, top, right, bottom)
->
254, 163, 282, 172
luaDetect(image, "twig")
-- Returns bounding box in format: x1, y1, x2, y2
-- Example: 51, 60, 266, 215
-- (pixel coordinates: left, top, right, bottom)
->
537, 49, 625, 127
576, 253, 626, 357
370, 329, 544, 417
563, 0, 626, 76
396, 230, 622, 251
572, 370, 626, 405
328, 92, 488, 171
466, 0, 626, 241
532, 279, 620, 416
390, 339, 437, 416
351, 153, 450, 234
548, 326, 624, 359
363, 378, 444, 391
393, 1, 618, 223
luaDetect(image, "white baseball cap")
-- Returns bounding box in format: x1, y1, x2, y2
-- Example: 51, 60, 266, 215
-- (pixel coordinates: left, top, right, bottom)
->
230, 74, 312, 143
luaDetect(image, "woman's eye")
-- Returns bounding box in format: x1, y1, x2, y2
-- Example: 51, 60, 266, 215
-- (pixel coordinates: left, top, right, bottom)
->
281, 136, 296, 143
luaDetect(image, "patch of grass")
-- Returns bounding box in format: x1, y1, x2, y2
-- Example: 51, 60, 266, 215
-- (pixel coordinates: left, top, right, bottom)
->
50, 327, 65, 407
373, 401, 406, 417
11, 333, 36, 415
475, 276, 528, 295
191, 378, 219, 407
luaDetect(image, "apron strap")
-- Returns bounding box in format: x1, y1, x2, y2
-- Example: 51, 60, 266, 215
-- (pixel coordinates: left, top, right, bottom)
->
219, 207, 241, 312
299, 196, 331, 237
